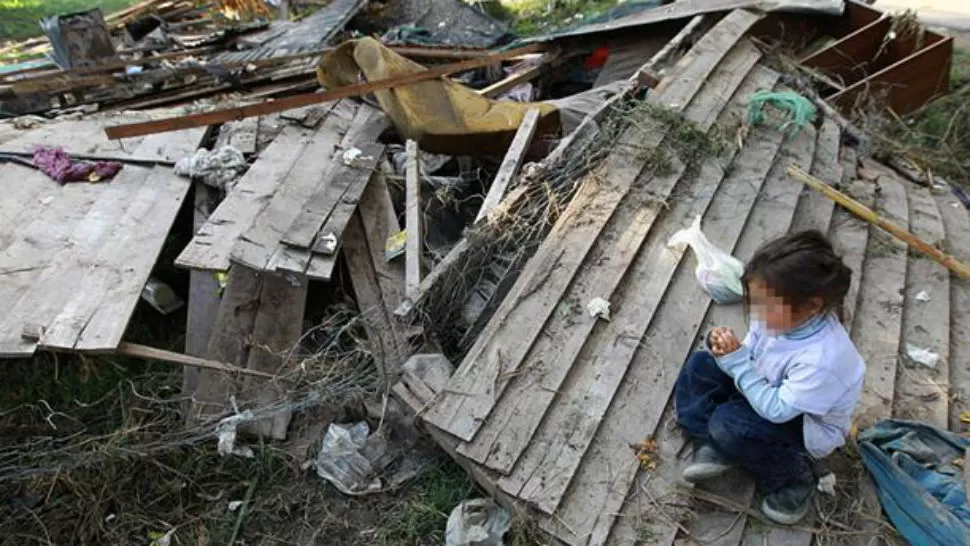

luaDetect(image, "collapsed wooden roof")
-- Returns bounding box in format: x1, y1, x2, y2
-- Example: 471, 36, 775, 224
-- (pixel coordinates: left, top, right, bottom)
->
397, 9, 970, 546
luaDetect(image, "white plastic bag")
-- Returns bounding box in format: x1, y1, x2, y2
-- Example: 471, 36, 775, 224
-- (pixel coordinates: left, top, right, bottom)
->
313, 421, 383, 496
445, 498, 511, 546
667, 215, 745, 304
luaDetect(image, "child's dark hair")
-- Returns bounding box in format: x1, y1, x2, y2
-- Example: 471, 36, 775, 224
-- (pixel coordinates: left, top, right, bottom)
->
742, 230, 853, 321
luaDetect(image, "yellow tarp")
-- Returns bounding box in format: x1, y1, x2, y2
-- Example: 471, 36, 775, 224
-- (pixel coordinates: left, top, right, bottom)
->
316, 37, 560, 155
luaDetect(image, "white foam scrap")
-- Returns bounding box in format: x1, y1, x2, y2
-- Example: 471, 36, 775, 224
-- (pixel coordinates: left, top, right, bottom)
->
915, 290, 931, 303
587, 297, 611, 321
905, 343, 940, 368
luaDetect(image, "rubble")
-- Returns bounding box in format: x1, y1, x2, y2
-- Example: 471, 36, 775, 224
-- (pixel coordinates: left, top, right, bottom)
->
1, 0, 969, 544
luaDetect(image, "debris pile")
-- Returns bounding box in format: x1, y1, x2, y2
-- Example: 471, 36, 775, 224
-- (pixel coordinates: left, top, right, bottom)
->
1, 0, 969, 545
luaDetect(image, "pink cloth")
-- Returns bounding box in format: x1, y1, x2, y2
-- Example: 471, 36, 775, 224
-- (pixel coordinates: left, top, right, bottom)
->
32, 146, 122, 183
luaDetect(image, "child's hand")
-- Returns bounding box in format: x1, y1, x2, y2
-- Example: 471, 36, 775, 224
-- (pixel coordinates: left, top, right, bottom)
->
710, 326, 740, 356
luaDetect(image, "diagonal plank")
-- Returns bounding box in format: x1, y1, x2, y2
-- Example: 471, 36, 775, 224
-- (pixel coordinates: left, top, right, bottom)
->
422, 9, 764, 443
853, 174, 909, 428
933, 188, 970, 431
232, 100, 357, 271
893, 184, 950, 428
524, 68, 790, 538
456, 39, 764, 472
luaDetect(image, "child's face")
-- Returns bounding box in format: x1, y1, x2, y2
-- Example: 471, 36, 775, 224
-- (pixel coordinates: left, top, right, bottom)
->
747, 278, 822, 333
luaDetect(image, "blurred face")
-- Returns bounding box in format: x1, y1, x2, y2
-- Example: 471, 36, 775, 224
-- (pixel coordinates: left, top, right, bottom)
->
747, 277, 822, 333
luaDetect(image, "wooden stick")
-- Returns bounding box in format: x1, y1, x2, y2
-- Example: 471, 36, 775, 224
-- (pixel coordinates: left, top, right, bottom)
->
405, 140, 423, 302
116, 342, 276, 379
104, 43, 544, 140
476, 108, 541, 223
788, 165, 970, 279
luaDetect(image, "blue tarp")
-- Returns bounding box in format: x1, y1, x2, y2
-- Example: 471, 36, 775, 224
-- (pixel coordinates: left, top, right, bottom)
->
858, 420, 970, 546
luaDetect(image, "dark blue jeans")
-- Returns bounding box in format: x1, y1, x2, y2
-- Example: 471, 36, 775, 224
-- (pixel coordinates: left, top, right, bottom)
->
674, 351, 812, 493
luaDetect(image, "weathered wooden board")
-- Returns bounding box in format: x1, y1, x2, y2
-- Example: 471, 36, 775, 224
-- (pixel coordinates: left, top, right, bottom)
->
827, 149, 872, 335
853, 174, 910, 428
0, 127, 205, 356
423, 10, 763, 443
934, 188, 970, 431
894, 184, 950, 428
459, 39, 763, 474
475, 108, 541, 224
404, 140, 423, 300
239, 272, 308, 439
176, 123, 315, 271
232, 101, 356, 272
791, 118, 841, 233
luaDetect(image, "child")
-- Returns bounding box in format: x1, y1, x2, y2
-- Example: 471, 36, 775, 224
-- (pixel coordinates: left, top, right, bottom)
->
673, 230, 865, 525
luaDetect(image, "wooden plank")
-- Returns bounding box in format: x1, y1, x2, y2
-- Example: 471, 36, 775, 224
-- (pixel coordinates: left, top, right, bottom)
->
239, 273, 308, 439
357, 172, 406, 312
280, 108, 377, 249
405, 140, 423, 302
184, 183, 222, 402
0, 128, 203, 357
934, 189, 970, 431
228, 116, 259, 155
547, 69, 787, 546
176, 124, 315, 271
894, 184, 950, 428
476, 108, 541, 224
232, 101, 356, 272
801, 17, 891, 86
459, 39, 764, 474
589, 409, 685, 546
104, 44, 545, 139
791, 118, 841, 233
345, 212, 403, 383
478, 58, 548, 98
310, 144, 385, 255
828, 177, 876, 336
190, 267, 263, 421
117, 342, 275, 378
853, 174, 909, 428
280, 151, 378, 251
422, 10, 764, 443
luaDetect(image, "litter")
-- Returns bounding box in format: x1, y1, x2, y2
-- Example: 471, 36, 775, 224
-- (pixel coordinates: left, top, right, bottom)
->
817, 472, 837, 496
667, 215, 745, 304
916, 290, 931, 303
445, 498, 511, 546
587, 297, 612, 321
312, 421, 384, 496
745, 90, 817, 134
905, 343, 940, 368
174, 146, 247, 190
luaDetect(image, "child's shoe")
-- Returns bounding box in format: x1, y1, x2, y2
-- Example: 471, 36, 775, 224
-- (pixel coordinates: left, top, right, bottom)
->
760, 479, 814, 525
682, 444, 734, 482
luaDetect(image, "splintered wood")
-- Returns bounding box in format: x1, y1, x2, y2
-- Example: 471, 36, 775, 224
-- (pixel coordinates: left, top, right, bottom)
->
406, 8, 970, 546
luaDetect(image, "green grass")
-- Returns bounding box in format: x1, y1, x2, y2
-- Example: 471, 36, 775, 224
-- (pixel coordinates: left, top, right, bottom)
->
0, 0, 140, 43
375, 461, 474, 545
494, 0, 622, 36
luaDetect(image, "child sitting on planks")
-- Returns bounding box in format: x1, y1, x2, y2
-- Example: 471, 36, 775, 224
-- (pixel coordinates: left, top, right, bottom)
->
673, 230, 865, 525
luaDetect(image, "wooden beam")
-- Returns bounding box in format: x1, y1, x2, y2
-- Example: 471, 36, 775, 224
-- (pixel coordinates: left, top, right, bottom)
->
405, 140, 423, 302
476, 108, 541, 224
104, 43, 544, 140
116, 342, 276, 379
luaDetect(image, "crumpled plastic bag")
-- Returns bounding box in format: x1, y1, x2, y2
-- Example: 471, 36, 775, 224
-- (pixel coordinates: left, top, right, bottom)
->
174, 146, 247, 190
313, 421, 384, 496
667, 215, 745, 304
445, 498, 511, 546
